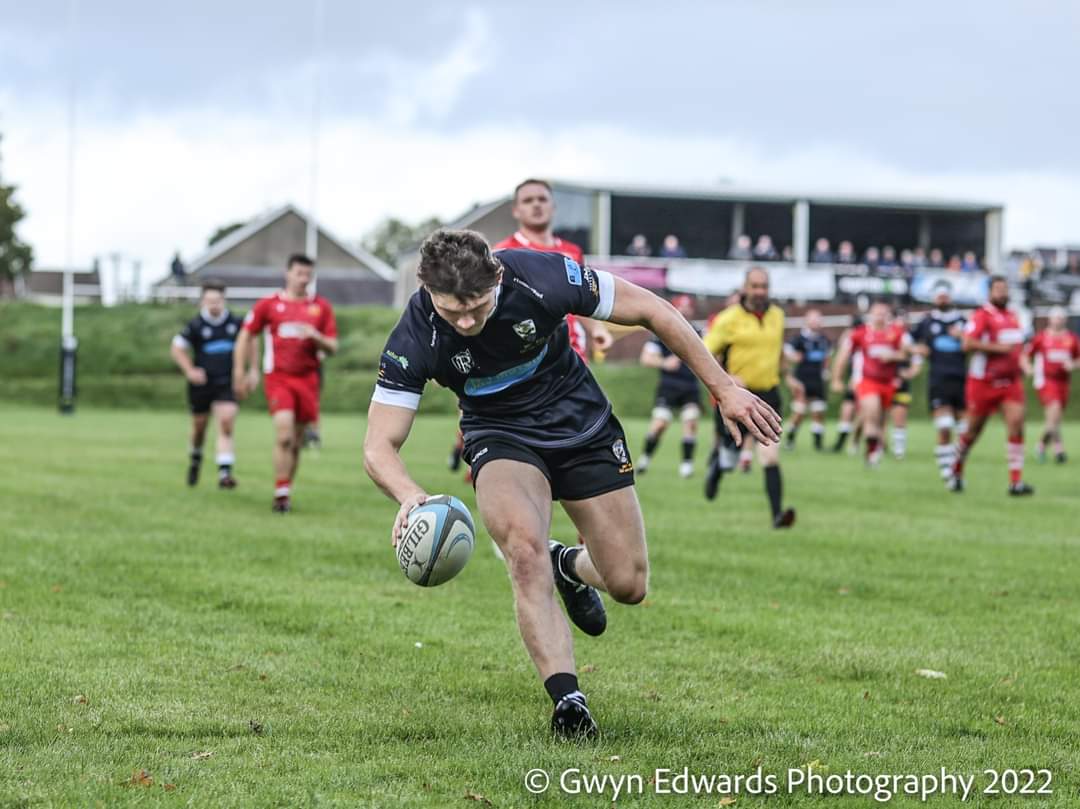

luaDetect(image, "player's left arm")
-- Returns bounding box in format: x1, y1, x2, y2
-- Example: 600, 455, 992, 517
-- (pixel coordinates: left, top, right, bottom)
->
307, 304, 339, 354
603, 277, 781, 445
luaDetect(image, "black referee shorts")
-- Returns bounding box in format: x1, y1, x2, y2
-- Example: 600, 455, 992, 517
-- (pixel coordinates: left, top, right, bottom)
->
714, 386, 782, 441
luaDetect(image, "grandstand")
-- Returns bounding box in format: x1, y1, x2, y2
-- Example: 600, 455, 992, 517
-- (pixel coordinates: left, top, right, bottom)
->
397, 181, 1004, 307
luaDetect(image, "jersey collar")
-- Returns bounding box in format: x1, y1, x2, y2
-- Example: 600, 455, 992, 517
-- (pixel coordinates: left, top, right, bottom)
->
200, 307, 230, 326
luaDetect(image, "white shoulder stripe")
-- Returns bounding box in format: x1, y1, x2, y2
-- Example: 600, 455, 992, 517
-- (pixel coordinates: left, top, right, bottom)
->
591, 270, 615, 320
372, 385, 421, 411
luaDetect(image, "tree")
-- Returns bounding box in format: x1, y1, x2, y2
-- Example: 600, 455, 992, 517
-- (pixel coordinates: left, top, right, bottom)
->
208, 221, 247, 247
0, 135, 34, 289
362, 216, 443, 265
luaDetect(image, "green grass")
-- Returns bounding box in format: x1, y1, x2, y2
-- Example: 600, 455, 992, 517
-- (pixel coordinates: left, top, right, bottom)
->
1, 406, 1077, 807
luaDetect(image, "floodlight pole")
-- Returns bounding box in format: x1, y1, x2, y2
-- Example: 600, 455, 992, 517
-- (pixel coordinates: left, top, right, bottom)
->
59, 0, 80, 414
305, 0, 324, 295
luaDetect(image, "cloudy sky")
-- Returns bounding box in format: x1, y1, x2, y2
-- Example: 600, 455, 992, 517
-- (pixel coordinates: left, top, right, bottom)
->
1, 0, 1078, 285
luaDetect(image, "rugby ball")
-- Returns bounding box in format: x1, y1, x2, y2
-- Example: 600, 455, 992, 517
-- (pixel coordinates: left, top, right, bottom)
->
396, 495, 475, 586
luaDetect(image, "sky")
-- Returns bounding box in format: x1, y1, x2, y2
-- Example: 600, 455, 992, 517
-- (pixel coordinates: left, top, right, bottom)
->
1, 0, 1079, 289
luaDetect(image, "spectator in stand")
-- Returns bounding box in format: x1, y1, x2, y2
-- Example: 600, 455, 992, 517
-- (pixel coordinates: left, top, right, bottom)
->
912, 247, 928, 269
810, 238, 834, 264
728, 234, 752, 260
836, 240, 857, 264
659, 234, 687, 258
752, 234, 779, 261
900, 249, 916, 274
929, 248, 945, 268
782, 245, 794, 262
961, 251, 981, 272
1067, 255, 1080, 276
947, 254, 963, 272
864, 246, 881, 273
627, 234, 652, 257
880, 245, 899, 270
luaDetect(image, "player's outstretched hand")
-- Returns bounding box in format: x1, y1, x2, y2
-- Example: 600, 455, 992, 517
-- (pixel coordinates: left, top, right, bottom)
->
392, 492, 429, 547
715, 386, 782, 447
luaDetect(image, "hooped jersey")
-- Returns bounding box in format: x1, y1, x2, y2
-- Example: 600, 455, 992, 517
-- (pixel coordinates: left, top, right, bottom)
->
374, 249, 615, 449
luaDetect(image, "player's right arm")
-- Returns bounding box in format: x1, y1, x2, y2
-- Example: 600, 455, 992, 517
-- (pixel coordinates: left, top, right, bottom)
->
170, 324, 207, 385
831, 330, 855, 392
363, 402, 428, 546
234, 303, 266, 398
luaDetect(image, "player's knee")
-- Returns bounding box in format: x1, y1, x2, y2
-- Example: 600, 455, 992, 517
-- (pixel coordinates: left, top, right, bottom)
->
277, 434, 295, 451
605, 563, 648, 605
500, 533, 549, 588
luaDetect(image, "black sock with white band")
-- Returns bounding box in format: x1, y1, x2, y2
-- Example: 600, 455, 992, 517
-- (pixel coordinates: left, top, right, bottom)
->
544, 672, 583, 704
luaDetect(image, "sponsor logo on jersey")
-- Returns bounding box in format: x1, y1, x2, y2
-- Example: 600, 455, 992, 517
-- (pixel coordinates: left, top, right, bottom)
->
451, 349, 474, 375
276, 303, 286, 312
463, 346, 547, 396
512, 319, 536, 339
583, 267, 598, 297
383, 350, 410, 370
565, 257, 582, 286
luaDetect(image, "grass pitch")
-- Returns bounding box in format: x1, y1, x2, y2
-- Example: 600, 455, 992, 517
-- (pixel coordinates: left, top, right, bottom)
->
0, 405, 1077, 807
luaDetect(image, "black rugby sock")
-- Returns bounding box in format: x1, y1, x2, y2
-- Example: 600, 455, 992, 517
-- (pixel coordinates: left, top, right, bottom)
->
681, 438, 696, 462
544, 672, 581, 704
558, 545, 585, 585
764, 465, 783, 519
643, 433, 660, 457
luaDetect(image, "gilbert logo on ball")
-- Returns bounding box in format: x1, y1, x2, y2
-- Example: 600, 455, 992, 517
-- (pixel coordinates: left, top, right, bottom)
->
396, 495, 475, 587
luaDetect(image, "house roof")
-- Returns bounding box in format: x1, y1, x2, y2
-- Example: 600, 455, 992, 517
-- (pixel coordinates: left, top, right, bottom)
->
184, 204, 395, 281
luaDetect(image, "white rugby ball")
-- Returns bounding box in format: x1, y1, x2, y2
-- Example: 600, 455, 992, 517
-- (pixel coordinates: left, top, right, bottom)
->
396, 495, 475, 586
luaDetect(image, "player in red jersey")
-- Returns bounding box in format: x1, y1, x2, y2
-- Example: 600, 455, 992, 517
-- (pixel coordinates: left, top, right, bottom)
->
448, 178, 613, 473
830, 300, 911, 467
233, 254, 339, 512
1022, 306, 1079, 463
950, 275, 1032, 495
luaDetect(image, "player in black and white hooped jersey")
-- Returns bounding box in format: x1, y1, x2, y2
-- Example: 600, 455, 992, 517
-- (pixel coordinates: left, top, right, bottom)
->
783, 308, 831, 451
170, 279, 243, 488
363, 230, 781, 740
909, 281, 968, 483
637, 294, 702, 479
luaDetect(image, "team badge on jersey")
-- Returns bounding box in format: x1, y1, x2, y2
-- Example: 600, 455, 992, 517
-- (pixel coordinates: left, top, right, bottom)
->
201, 326, 212, 339
308, 304, 321, 316
451, 349, 474, 375
512, 319, 536, 339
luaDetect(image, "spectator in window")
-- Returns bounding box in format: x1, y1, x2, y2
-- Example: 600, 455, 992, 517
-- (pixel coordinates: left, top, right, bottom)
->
911, 247, 928, 269
728, 234, 753, 260
928, 248, 945, 268
626, 233, 652, 257
836, 240, 857, 264
659, 234, 687, 258
946, 254, 963, 272
810, 237, 834, 264
752, 234, 779, 261
961, 251, 980, 273
879, 245, 899, 269
863, 246, 881, 272
900, 249, 916, 274
781, 245, 794, 262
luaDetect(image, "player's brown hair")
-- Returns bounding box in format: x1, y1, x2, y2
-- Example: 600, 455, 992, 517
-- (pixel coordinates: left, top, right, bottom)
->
287, 253, 315, 269
417, 229, 502, 301
200, 278, 226, 294
513, 178, 552, 202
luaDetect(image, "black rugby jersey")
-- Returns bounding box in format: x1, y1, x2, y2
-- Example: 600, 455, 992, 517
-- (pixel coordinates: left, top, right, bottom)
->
911, 309, 967, 381
787, 329, 831, 382
174, 309, 243, 381
645, 329, 701, 394
373, 249, 616, 448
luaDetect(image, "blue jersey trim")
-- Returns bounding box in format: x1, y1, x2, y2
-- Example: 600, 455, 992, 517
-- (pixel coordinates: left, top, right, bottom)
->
202, 339, 235, 355
463, 346, 549, 396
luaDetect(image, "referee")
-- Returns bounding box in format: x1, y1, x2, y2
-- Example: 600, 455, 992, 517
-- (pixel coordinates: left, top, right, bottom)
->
702, 266, 796, 528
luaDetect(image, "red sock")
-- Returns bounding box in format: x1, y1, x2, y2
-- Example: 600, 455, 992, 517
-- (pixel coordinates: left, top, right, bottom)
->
274, 478, 291, 497
953, 433, 974, 476
1006, 438, 1024, 485
865, 436, 879, 457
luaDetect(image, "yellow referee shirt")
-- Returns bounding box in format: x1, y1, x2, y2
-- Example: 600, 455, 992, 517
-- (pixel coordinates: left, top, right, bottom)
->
703, 303, 785, 390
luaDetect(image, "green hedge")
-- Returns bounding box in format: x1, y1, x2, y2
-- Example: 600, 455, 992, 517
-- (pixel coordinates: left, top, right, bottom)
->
2, 301, 1076, 420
